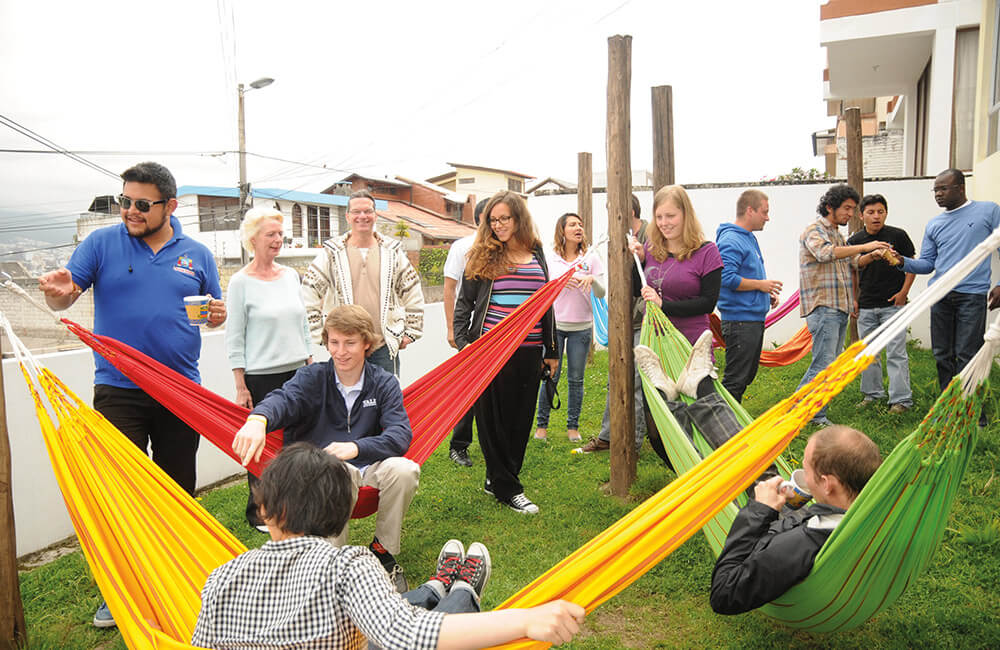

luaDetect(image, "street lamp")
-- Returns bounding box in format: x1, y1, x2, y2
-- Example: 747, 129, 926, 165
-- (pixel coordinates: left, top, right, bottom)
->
237, 77, 274, 263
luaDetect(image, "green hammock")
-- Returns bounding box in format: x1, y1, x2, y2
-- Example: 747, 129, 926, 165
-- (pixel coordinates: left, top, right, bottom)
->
637, 303, 792, 553
640, 303, 991, 632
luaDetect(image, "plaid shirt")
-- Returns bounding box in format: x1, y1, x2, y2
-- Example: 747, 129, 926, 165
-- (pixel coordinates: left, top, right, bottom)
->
799, 217, 857, 317
191, 537, 444, 650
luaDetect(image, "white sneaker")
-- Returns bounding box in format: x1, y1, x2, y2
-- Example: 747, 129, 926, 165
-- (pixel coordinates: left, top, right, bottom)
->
634, 345, 678, 400
504, 492, 539, 514
676, 330, 718, 399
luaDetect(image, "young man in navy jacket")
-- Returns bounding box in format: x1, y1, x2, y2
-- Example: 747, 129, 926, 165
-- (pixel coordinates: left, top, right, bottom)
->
233, 304, 418, 593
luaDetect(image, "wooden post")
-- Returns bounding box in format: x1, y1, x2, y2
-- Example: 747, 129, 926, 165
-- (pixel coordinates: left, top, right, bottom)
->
606, 34, 637, 496
845, 106, 864, 234
577, 152, 593, 244
0, 355, 27, 648
651, 85, 675, 190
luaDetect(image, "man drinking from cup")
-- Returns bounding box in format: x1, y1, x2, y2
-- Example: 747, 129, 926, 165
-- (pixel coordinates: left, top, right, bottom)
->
709, 425, 881, 615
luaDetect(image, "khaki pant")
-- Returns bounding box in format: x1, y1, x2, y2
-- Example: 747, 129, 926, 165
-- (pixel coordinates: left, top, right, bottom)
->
327, 456, 420, 555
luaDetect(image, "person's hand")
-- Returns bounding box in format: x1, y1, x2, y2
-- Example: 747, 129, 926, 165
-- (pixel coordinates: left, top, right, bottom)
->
38, 268, 76, 298
888, 290, 908, 307
770, 293, 779, 308
864, 241, 891, 253
759, 279, 783, 295
753, 475, 787, 511
324, 441, 359, 460
573, 274, 595, 293
306, 356, 314, 365
206, 294, 226, 327
235, 387, 253, 409
640, 285, 662, 307
399, 335, 413, 350
447, 328, 458, 350
851, 299, 859, 319
523, 600, 586, 646
233, 418, 267, 466
989, 286, 1000, 310
628, 238, 645, 262
543, 358, 559, 376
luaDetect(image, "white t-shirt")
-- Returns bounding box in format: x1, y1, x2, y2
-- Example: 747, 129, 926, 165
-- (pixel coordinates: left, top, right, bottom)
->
443, 234, 476, 305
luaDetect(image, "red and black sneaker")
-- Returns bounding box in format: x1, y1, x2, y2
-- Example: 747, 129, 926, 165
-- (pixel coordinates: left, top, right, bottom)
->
430, 539, 465, 589
457, 542, 492, 599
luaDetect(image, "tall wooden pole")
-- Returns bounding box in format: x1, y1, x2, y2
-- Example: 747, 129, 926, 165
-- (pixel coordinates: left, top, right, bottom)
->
845, 106, 864, 234
651, 85, 675, 190
844, 105, 864, 344
577, 152, 593, 244
606, 34, 637, 496
0, 356, 27, 648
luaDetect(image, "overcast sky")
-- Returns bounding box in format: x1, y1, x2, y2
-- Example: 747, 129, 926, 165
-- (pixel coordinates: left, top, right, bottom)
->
0, 0, 830, 244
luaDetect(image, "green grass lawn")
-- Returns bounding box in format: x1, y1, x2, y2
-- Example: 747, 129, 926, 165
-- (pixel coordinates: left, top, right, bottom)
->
17, 343, 1000, 649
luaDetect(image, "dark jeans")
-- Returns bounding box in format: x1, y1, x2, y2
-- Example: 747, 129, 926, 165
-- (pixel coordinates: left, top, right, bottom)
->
474, 346, 543, 501
244, 369, 300, 526
93, 384, 201, 496
930, 291, 987, 392
720, 320, 765, 403
450, 408, 475, 452
369, 345, 399, 376
536, 328, 592, 429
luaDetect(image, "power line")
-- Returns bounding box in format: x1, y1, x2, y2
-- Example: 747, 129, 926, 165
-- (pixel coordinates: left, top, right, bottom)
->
0, 242, 76, 257
0, 114, 121, 181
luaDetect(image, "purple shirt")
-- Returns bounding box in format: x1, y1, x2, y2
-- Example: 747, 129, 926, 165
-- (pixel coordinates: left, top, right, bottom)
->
644, 242, 723, 344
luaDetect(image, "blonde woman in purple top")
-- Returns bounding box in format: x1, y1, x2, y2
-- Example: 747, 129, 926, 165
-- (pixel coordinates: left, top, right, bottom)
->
630, 185, 723, 345
534, 213, 605, 443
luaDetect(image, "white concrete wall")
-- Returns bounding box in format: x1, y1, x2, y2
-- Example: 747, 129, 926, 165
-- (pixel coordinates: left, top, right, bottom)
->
8, 303, 454, 557
527, 177, 1000, 351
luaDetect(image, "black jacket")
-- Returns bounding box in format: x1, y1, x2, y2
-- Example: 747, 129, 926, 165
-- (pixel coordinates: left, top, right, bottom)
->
251, 360, 411, 468
452, 244, 557, 359
709, 500, 845, 615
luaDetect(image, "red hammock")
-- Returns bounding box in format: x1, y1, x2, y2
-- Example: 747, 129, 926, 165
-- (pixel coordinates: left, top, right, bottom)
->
709, 291, 812, 368
64, 267, 574, 519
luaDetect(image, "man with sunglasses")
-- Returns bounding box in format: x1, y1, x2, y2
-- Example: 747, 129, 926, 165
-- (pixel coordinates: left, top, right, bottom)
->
40, 161, 225, 629
900, 168, 1000, 402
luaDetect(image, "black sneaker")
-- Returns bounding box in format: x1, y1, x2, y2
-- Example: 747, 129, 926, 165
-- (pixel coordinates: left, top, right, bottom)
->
483, 479, 494, 496
450, 448, 473, 467
429, 539, 465, 589
457, 542, 492, 599
387, 563, 409, 593
503, 492, 539, 514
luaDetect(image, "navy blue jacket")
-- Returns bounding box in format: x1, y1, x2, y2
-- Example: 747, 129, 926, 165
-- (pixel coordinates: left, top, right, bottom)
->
251, 360, 411, 468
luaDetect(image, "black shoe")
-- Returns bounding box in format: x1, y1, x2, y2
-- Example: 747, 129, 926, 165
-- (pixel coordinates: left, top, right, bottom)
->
483, 479, 494, 496
450, 447, 473, 467
502, 492, 539, 514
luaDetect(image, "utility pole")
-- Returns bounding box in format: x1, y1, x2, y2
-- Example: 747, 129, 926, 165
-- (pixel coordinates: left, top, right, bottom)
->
606, 35, 637, 497
651, 85, 675, 191
237, 78, 275, 265
578, 152, 593, 244
0, 355, 27, 648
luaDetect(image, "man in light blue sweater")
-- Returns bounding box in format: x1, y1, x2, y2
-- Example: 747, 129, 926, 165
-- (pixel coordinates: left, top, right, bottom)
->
716, 189, 782, 402
902, 169, 1000, 395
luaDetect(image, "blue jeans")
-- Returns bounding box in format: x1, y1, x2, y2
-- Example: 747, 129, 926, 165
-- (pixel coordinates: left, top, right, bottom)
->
536, 328, 592, 429
599, 329, 647, 449
797, 306, 848, 420
857, 306, 912, 406
930, 291, 987, 392
368, 345, 399, 376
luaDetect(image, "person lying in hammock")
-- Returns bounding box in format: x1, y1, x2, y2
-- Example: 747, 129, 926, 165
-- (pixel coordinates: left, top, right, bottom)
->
233, 305, 417, 593
708, 425, 882, 615
634, 329, 744, 452
192, 443, 585, 649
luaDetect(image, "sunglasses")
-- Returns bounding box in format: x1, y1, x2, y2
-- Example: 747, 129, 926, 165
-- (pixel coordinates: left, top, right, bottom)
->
118, 194, 167, 212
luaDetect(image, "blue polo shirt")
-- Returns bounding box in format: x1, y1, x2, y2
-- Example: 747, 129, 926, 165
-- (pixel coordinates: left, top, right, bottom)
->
66, 215, 222, 389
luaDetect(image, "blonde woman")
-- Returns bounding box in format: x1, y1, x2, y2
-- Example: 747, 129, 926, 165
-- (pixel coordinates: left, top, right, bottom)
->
533, 213, 604, 443
453, 192, 558, 514
226, 207, 311, 530
630, 185, 723, 345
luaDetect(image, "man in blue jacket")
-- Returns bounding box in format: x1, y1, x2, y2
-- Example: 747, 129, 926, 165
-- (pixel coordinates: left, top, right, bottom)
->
716, 190, 782, 402
233, 304, 418, 593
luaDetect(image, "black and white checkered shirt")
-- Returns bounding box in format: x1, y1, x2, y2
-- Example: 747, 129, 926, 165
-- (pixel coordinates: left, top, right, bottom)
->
191, 537, 444, 649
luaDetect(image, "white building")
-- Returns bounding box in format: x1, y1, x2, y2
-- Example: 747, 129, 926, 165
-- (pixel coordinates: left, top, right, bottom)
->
426, 162, 535, 197
821, 0, 983, 175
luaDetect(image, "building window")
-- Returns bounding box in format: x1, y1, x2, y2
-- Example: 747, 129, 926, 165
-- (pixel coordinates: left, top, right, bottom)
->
446, 200, 463, 220
951, 27, 979, 170
914, 60, 930, 176
292, 204, 303, 238
989, 3, 1000, 156
307, 205, 331, 247
458, 177, 475, 184
198, 196, 240, 232
507, 178, 523, 193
